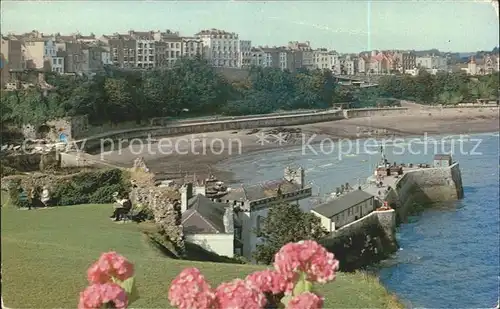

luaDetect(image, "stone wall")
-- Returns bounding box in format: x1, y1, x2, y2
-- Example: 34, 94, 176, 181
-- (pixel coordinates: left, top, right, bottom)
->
387, 163, 464, 220
320, 210, 398, 271
21, 115, 89, 141
79, 111, 345, 151
343, 107, 409, 119
320, 163, 463, 270
129, 159, 184, 255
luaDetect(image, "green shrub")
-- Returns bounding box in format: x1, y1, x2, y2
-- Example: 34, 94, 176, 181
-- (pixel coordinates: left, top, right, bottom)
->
5, 179, 30, 208
51, 168, 130, 206
0, 165, 20, 177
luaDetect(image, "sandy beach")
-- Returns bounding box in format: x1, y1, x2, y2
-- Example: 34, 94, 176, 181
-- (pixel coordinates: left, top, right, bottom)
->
93, 107, 499, 183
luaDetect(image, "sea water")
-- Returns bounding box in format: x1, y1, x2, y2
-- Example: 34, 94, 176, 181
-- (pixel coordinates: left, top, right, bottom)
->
217, 132, 500, 307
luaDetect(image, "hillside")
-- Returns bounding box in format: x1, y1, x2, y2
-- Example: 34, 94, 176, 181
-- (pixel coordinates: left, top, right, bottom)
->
0, 203, 403, 308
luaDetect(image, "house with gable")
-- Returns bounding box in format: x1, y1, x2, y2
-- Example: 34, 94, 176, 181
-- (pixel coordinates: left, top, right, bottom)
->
180, 183, 243, 258
311, 189, 376, 232
220, 166, 312, 259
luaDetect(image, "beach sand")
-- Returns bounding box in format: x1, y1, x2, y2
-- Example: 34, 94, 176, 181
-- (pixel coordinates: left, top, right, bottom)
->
92, 107, 499, 183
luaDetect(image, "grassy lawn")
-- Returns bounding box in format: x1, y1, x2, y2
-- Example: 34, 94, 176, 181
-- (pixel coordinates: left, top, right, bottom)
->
1, 204, 402, 308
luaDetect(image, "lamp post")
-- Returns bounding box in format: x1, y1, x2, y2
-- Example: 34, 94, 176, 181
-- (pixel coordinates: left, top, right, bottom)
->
309, 181, 323, 207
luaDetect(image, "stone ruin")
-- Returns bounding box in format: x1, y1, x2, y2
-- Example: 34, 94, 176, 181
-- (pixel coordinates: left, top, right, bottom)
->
129, 158, 185, 255
132, 157, 150, 173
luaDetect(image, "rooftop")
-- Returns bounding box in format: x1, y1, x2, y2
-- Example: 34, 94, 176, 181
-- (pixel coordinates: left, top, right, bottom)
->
223, 178, 302, 202
181, 194, 240, 234
312, 190, 374, 218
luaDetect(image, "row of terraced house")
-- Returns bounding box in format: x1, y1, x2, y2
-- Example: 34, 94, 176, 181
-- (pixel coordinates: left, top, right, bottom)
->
2, 28, 499, 89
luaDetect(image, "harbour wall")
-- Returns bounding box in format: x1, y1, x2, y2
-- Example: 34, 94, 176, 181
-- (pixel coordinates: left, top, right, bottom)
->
323, 163, 463, 270
320, 209, 397, 271
386, 162, 464, 221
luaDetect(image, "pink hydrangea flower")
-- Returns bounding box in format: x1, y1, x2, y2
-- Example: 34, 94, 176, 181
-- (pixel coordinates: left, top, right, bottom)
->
215, 279, 267, 309
78, 283, 128, 309
168, 268, 216, 309
274, 240, 339, 284
87, 251, 135, 284
245, 270, 288, 294
286, 292, 323, 309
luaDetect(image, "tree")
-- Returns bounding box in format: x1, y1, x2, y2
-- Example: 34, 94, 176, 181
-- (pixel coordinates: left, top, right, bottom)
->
253, 203, 328, 264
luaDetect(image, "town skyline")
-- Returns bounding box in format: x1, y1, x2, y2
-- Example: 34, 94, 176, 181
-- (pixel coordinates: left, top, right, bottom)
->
1, 1, 499, 53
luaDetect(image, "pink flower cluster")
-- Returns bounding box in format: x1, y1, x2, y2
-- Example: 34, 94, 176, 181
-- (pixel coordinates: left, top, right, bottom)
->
79, 252, 135, 309
78, 283, 128, 309
167, 240, 339, 309
287, 292, 324, 309
79, 241, 339, 309
168, 268, 216, 309
215, 279, 266, 309
87, 251, 135, 283
245, 270, 288, 294
274, 240, 340, 284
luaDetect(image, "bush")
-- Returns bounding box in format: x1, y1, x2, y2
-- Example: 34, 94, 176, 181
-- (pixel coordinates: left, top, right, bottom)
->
5, 179, 30, 208
0, 165, 20, 177
51, 169, 130, 206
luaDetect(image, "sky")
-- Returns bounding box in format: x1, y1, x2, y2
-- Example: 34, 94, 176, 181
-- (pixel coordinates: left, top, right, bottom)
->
1, 1, 498, 53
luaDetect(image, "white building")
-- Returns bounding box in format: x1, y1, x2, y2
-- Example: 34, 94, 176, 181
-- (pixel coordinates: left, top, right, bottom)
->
250, 48, 265, 67
416, 55, 447, 71
101, 50, 112, 65
340, 55, 358, 75
311, 190, 375, 232
128, 31, 157, 69
196, 29, 240, 68
44, 38, 57, 59
221, 167, 312, 260
180, 184, 242, 258
181, 37, 204, 59
51, 56, 64, 73
313, 49, 338, 71
238, 40, 252, 68
153, 30, 182, 68
279, 50, 287, 70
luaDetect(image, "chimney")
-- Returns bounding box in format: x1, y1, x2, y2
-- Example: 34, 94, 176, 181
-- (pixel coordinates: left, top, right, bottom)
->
223, 204, 234, 234
180, 183, 193, 213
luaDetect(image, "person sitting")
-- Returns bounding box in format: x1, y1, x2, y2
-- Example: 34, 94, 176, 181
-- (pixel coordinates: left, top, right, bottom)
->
110, 194, 132, 221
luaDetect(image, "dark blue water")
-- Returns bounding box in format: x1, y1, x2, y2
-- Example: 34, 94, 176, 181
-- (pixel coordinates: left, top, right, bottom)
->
218, 132, 500, 308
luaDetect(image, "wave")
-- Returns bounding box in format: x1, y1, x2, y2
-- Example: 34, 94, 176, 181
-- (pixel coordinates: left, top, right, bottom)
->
318, 163, 334, 167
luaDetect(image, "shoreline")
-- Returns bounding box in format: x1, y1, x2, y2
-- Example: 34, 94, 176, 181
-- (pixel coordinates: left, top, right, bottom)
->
90, 109, 499, 183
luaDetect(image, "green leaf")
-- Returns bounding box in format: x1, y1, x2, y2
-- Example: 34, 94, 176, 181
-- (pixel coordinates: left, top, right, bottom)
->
114, 277, 140, 304
292, 272, 313, 295
280, 294, 293, 308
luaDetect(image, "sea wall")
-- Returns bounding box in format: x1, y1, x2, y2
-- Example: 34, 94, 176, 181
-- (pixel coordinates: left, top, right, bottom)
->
320, 210, 398, 271
343, 107, 409, 119
78, 111, 345, 152
386, 163, 464, 221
